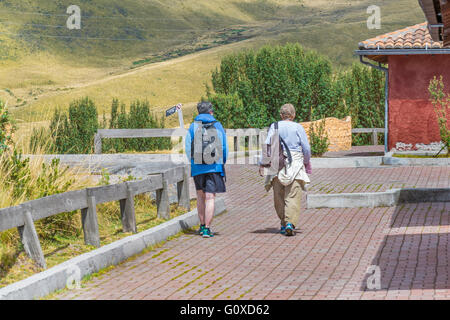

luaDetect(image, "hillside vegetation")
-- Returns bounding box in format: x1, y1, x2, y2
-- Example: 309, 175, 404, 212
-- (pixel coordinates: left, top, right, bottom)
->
0, 0, 425, 126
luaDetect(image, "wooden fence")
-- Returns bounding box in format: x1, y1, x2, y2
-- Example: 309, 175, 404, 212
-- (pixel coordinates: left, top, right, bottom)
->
351, 128, 385, 146
0, 165, 190, 269
94, 127, 384, 154
94, 128, 266, 155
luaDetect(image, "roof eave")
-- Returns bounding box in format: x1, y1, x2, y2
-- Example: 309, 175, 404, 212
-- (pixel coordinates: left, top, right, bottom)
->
418, 0, 442, 41
355, 49, 450, 55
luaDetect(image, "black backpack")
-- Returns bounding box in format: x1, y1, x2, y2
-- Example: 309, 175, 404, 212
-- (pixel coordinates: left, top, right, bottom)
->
191, 121, 221, 165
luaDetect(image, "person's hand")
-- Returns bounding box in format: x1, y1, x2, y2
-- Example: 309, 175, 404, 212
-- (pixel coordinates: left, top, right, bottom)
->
259, 166, 265, 177
176, 103, 182, 110
305, 162, 312, 174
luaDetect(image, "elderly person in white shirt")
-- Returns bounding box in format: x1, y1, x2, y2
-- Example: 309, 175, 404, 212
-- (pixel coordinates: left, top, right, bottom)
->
260, 104, 312, 236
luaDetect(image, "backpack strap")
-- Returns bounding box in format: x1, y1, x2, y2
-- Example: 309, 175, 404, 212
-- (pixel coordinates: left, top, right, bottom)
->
273, 122, 292, 165
203, 121, 218, 129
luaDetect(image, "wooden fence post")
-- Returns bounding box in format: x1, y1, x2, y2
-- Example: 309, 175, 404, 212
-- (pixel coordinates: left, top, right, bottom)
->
94, 133, 102, 154
156, 172, 170, 220
120, 184, 137, 233
18, 207, 47, 269
177, 166, 191, 210
372, 130, 378, 146
81, 192, 100, 247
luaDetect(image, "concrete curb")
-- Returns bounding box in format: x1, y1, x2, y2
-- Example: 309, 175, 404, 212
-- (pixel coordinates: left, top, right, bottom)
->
29, 154, 387, 169
0, 198, 226, 300
307, 188, 450, 209
383, 156, 450, 167
27, 154, 449, 169
310, 156, 383, 168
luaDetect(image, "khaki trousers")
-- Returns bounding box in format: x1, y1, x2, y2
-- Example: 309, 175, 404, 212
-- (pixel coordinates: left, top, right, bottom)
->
272, 177, 303, 227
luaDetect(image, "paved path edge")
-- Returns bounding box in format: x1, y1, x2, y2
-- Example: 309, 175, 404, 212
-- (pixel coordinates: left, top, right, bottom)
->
0, 198, 226, 300
307, 188, 450, 208
383, 155, 450, 166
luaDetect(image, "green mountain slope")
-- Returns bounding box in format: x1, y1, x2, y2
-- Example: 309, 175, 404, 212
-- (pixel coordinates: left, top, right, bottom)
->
0, 0, 425, 123
0, 0, 425, 65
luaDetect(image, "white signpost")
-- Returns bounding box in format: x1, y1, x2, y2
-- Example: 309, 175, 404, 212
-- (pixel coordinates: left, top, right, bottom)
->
166, 103, 184, 129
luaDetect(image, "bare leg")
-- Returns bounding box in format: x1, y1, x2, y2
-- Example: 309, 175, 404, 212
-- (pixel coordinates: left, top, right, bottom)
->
204, 192, 216, 227
196, 190, 206, 225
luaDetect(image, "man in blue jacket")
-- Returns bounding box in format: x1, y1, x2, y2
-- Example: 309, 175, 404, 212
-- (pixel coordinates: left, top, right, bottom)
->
185, 102, 228, 238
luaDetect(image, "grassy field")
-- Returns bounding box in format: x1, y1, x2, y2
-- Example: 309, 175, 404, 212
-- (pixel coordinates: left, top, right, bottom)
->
0, 195, 197, 289
0, 148, 198, 287
0, 0, 425, 129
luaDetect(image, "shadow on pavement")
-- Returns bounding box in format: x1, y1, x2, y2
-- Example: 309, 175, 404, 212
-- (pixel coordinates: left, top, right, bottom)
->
390, 202, 449, 228
361, 203, 449, 291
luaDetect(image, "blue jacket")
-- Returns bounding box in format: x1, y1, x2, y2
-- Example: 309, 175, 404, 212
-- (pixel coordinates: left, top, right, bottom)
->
185, 114, 228, 177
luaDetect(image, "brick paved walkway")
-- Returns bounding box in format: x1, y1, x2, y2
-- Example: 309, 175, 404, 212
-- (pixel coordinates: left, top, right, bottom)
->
56, 164, 450, 300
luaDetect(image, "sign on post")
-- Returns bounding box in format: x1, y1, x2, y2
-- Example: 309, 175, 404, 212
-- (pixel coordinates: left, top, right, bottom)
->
166, 103, 184, 128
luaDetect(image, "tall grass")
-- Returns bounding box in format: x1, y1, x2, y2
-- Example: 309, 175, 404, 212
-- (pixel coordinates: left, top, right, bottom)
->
29, 97, 172, 154
0, 137, 96, 284
1, 99, 194, 287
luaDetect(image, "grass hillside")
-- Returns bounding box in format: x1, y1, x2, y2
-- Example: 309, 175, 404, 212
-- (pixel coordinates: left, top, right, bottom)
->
0, 0, 425, 127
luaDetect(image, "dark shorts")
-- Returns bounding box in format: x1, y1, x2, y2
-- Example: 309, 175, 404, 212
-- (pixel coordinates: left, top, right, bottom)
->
193, 173, 226, 194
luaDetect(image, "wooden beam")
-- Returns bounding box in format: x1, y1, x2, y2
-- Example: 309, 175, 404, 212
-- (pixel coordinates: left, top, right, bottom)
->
440, 0, 450, 46
156, 173, 170, 220
18, 208, 46, 269
81, 194, 100, 248
419, 0, 441, 40
177, 166, 191, 210
120, 185, 137, 234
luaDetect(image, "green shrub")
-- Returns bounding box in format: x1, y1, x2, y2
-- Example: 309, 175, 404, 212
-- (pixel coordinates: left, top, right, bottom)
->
30, 97, 172, 154
309, 120, 330, 157
52, 97, 98, 154
0, 100, 14, 154
207, 44, 386, 146
102, 99, 172, 153
1, 149, 32, 200
38, 97, 99, 154
209, 43, 335, 126
333, 63, 385, 146
428, 76, 450, 156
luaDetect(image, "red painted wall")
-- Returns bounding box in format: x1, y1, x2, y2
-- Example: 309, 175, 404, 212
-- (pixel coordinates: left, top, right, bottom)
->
388, 55, 450, 151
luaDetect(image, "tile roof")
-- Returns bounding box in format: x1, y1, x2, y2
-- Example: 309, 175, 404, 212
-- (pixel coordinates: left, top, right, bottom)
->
358, 22, 443, 50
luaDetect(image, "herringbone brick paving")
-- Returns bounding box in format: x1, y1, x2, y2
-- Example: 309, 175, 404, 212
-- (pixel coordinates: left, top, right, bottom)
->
56, 164, 450, 300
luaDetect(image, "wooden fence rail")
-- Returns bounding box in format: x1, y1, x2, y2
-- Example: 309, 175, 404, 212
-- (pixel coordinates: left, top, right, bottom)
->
94, 128, 266, 155
94, 127, 384, 154
0, 165, 190, 269
351, 128, 385, 146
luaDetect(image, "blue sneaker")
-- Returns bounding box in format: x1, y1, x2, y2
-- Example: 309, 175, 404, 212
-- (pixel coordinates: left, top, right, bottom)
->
285, 223, 295, 236
202, 228, 214, 238
199, 225, 206, 236
280, 226, 286, 235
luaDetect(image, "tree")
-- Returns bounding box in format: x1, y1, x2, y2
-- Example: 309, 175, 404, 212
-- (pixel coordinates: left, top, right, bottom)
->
207, 43, 386, 147
0, 100, 14, 154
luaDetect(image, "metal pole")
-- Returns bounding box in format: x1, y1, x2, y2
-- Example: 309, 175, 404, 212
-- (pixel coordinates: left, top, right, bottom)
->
384, 70, 389, 153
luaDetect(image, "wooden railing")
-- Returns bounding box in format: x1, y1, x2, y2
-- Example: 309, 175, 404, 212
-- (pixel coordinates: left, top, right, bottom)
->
94, 128, 266, 155
93, 127, 385, 154
0, 165, 190, 269
351, 128, 385, 146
